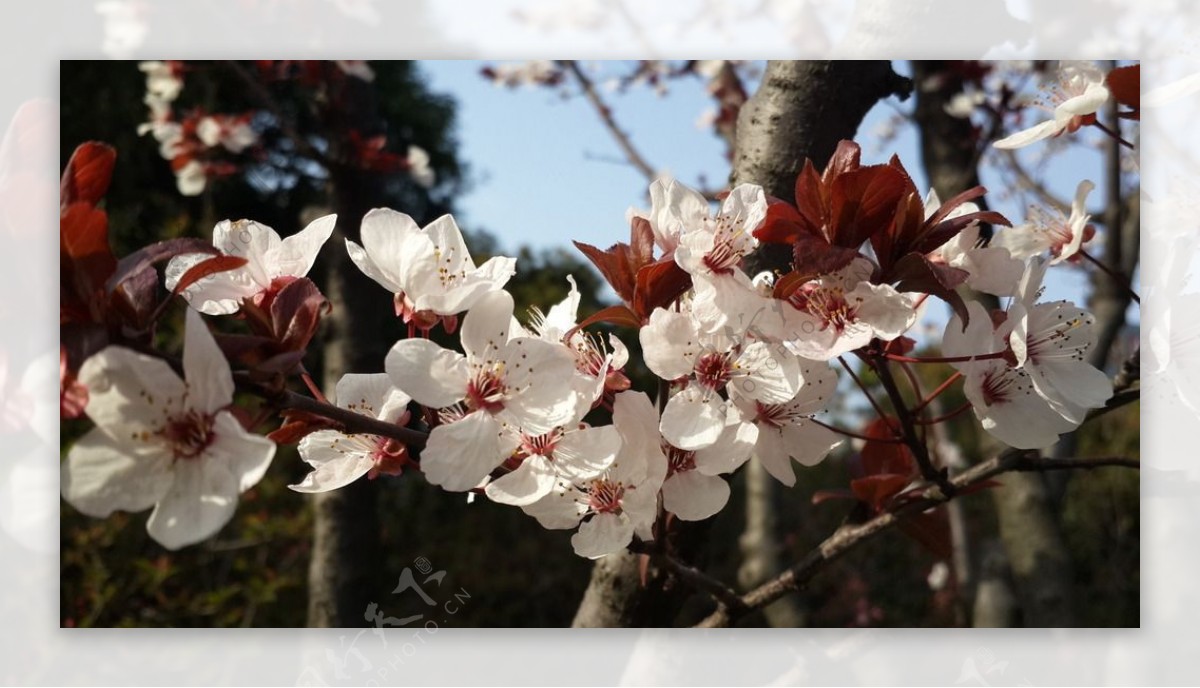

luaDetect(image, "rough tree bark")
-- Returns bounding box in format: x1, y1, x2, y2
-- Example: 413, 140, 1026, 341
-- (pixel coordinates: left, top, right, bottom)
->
571, 60, 911, 627
306, 76, 394, 628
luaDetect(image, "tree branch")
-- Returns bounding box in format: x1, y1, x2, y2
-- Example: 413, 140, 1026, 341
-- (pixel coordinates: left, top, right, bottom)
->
693, 449, 1138, 628
560, 60, 658, 182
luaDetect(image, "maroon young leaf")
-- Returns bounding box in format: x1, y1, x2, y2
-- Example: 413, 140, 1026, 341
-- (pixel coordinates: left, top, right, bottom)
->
791, 232, 861, 279
171, 255, 250, 295
633, 258, 692, 321
106, 237, 218, 294
828, 163, 908, 249
851, 474, 913, 512
890, 253, 971, 324
573, 240, 639, 305
269, 276, 329, 354
60, 142, 116, 209
1107, 64, 1140, 117
574, 304, 642, 332
754, 196, 810, 244
896, 509, 953, 560
60, 203, 115, 323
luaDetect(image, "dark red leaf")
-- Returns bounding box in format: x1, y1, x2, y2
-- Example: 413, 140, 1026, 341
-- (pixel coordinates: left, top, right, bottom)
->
60, 142, 116, 209
106, 238, 218, 294
632, 259, 692, 321
890, 253, 971, 324
754, 197, 809, 244
858, 417, 915, 478
851, 474, 912, 511
811, 488, 856, 505
60, 203, 116, 323
1107, 64, 1140, 113
629, 215, 655, 267
792, 233, 861, 279
172, 255, 249, 295
829, 163, 908, 248
269, 276, 328, 354
573, 240, 639, 305
897, 510, 952, 559
575, 304, 642, 332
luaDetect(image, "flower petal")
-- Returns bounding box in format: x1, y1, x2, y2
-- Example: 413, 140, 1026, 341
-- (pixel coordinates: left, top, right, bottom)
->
662, 471, 730, 521
639, 308, 700, 381
461, 289, 514, 360
385, 339, 469, 408
335, 372, 411, 422
554, 425, 621, 481
209, 411, 276, 492
79, 346, 185, 434
183, 309, 234, 414
62, 428, 173, 518
270, 213, 337, 278
420, 412, 512, 492
659, 383, 725, 450
992, 119, 1064, 150
571, 512, 634, 559
145, 458, 241, 550
484, 454, 557, 506
290, 429, 376, 493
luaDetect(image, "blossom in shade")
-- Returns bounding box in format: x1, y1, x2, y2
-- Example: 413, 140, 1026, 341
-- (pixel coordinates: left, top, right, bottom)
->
61, 310, 275, 549
660, 401, 757, 521
730, 361, 842, 486
385, 290, 578, 491
521, 391, 666, 559
165, 215, 337, 315
289, 374, 413, 493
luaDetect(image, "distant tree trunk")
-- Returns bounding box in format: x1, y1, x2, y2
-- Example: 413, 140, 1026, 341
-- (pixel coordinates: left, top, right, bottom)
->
570, 60, 910, 627
306, 76, 394, 628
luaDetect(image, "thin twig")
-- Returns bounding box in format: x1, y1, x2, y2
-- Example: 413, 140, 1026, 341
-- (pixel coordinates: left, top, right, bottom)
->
872, 356, 956, 497
560, 60, 658, 181
693, 449, 1138, 628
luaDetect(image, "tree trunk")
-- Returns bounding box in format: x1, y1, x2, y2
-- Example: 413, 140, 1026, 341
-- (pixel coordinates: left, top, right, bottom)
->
306, 74, 394, 628
570, 60, 910, 628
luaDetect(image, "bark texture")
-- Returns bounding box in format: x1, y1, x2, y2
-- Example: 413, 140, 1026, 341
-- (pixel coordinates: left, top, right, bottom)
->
306, 77, 394, 628
570, 60, 909, 627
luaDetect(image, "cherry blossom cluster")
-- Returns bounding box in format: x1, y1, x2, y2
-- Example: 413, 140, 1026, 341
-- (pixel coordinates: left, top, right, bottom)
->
60, 131, 1120, 558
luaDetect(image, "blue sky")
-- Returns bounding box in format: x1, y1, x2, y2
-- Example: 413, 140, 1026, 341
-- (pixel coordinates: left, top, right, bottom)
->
419, 60, 1126, 315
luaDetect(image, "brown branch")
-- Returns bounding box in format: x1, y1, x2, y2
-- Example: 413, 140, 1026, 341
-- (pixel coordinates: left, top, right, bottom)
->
871, 355, 956, 497
560, 60, 658, 181
235, 374, 428, 449
694, 448, 1138, 628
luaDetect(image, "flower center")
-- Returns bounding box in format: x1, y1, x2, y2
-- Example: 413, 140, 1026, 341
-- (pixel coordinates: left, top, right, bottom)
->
519, 427, 564, 458
1024, 312, 1090, 364
369, 436, 409, 477
702, 225, 748, 275
789, 284, 862, 334
160, 409, 216, 460
753, 401, 794, 428
694, 350, 734, 391
979, 367, 1030, 407
662, 441, 697, 476
465, 366, 507, 413
587, 478, 626, 514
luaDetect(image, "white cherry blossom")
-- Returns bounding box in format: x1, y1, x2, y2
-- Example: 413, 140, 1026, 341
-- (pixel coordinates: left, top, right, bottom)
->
943, 300, 1078, 449
385, 290, 578, 492
521, 391, 666, 558
289, 374, 412, 494
775, 257, 917, 361
993, 61, 1110, 149
346, 209, 516, 325
61, 309, 275, 549
730, 361, 842, 486
993, 180, 1096, 265
164, 214, 337, 315
660, 401, 757, 521
640, 306, 801, 450
1007, 259, 1113, 422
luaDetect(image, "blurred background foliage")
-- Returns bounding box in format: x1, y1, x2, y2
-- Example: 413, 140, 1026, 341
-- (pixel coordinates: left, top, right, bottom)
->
60, 60, 1138, 628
